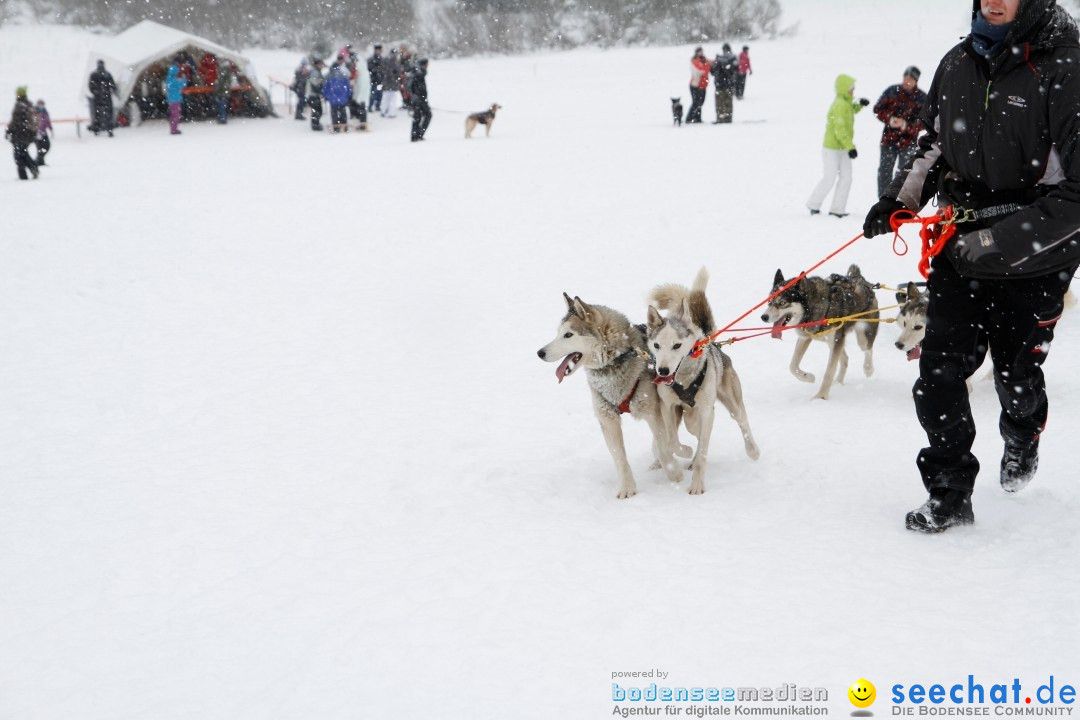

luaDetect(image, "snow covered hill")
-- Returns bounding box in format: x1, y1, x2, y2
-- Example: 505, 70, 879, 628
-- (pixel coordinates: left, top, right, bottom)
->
2, 2, 1078, 719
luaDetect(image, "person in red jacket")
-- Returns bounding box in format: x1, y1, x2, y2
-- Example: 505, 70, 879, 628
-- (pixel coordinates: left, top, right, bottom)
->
686, 47, 711, 123
198, 53, 218, 87
736, 46, 752, 99
872, 66, 927, 197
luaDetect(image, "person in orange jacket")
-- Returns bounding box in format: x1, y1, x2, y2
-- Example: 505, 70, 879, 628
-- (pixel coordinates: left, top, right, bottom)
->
686, 47, 711, 124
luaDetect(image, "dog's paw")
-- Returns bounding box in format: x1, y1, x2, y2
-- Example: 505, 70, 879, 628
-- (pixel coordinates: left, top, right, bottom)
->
864, 361, 874, 377
795, 371, 816, 384
666, 464, 684, 484
675, 443, 693, 458
617, 485, 638, 499
745, 440, 761, 460
648, 459, 662, 471
688, 481, 706, 495
811, 391, 830, 401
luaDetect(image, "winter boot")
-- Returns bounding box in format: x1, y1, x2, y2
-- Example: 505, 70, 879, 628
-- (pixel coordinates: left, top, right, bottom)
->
905, 488, 974, 533
1001, 440, 1038, 493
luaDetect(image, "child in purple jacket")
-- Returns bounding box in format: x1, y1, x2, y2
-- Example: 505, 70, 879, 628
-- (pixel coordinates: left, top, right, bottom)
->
35, 99, 53, 166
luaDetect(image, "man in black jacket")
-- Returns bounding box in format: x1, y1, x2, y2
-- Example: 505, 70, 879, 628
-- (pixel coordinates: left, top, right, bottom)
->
367, 44, 383, 112
409, 58, 431, 142
88, 59, 118, 137
6, 86, 39, 180
711, 43, 738, 124
863, 0, 1080, 532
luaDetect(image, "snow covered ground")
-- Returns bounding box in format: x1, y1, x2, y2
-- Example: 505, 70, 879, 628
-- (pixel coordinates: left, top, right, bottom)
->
2, 2, 1078, 718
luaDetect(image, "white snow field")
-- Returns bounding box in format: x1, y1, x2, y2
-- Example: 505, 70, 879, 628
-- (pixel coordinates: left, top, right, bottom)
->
2, 1, 1079, 718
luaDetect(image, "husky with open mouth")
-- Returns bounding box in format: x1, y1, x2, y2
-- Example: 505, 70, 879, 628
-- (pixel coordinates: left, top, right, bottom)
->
646, 268, 760, 495
537, 293, 683, 498
894, 281, 928, 362
761, 264, 879, 400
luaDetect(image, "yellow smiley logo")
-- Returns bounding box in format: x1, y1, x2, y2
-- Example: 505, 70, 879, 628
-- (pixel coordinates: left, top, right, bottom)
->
848, 678, 876, 709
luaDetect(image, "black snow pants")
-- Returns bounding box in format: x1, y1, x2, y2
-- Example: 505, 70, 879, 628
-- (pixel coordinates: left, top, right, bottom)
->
330, 104, 348, 129
411, 101, 432, 141
35, 134, 50, 165
914, 255, 1075, 494
91, 97, 114, 133
308, 96, 323, 129
686, 86, 706, 123
12, 142, 37, 179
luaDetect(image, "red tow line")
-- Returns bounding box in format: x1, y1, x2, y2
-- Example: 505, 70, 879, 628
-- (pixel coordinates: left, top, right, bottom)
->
689, 206, 953, 357
689, 230, 870, 357
888, 206, 960, 280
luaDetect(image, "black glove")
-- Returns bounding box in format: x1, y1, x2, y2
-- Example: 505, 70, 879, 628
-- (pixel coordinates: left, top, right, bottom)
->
848, 148, 858, 159
956, 228, 1003, 264
858, 97, 870, 106
862, 197, 906, 238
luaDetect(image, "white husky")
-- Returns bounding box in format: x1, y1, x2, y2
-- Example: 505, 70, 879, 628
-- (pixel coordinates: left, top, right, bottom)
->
538, 293, 683, 498
646, 268, 760, 495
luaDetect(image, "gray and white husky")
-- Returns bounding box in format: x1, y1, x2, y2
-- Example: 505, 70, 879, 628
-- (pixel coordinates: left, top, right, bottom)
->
646, 268, 760, 495
538, 293, 683, 498
894, 281, 928, 361
761, 264, 879, 400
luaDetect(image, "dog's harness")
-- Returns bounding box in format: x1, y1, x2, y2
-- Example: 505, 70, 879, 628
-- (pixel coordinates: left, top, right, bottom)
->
605, 346, 646, 415
670, 360, 709, 408
618, 378, 641, 414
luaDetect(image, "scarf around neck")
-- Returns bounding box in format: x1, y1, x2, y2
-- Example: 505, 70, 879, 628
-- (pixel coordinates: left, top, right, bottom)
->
971, 13, 1014, 57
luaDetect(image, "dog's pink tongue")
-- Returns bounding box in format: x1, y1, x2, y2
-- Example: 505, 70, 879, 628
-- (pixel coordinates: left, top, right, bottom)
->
555, 354, 578, 383
907, 346, 922, 361
771, 322, 784, 339
653, 375, 675, 386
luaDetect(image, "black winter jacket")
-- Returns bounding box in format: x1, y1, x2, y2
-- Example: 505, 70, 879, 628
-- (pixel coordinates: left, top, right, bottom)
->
7, 98, 37, 145
408, 68, 428, 104
887, 0, 1080, 278
89, 68, 117, 100
711, 52, 738, 91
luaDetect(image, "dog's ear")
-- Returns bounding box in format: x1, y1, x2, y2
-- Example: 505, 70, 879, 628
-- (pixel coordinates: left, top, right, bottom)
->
573, 296, 594, 323
907, 281, 921, 298
773, 269, 784, 288
563, 292, 575, 314
647, 305, 664, 330
678, 298, 692, 322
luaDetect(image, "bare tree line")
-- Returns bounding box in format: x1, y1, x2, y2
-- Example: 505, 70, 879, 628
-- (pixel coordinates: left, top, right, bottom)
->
2, 0, 784, 55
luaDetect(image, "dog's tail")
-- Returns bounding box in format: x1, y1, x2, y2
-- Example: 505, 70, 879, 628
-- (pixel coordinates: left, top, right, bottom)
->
649, 267, 715, 335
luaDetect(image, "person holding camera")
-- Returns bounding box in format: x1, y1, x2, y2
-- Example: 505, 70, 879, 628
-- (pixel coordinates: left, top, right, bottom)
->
806, 73, 869, 218
872, 66, 927, 197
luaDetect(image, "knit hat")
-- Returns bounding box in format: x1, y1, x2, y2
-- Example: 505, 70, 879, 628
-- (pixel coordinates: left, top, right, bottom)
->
15, 85, 28, 98
904, 65, 921, 80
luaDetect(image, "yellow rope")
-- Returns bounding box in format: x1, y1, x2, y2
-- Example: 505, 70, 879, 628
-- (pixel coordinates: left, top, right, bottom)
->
804, 303, 902, 336
709, 304, 905, 345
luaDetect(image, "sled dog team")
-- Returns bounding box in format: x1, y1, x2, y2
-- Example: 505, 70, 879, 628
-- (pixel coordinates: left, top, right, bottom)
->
538, 265, 921, 500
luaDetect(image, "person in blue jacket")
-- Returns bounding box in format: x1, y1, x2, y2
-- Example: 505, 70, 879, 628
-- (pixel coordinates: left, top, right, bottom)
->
323, 55, 353, 133
165, 63, 188, 135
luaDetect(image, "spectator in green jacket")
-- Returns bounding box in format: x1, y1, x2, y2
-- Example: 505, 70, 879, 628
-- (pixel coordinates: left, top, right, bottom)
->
807, 74, 869, 218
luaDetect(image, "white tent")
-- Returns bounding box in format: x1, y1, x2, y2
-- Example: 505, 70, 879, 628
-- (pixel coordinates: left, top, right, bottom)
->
83, 20, 273, 124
